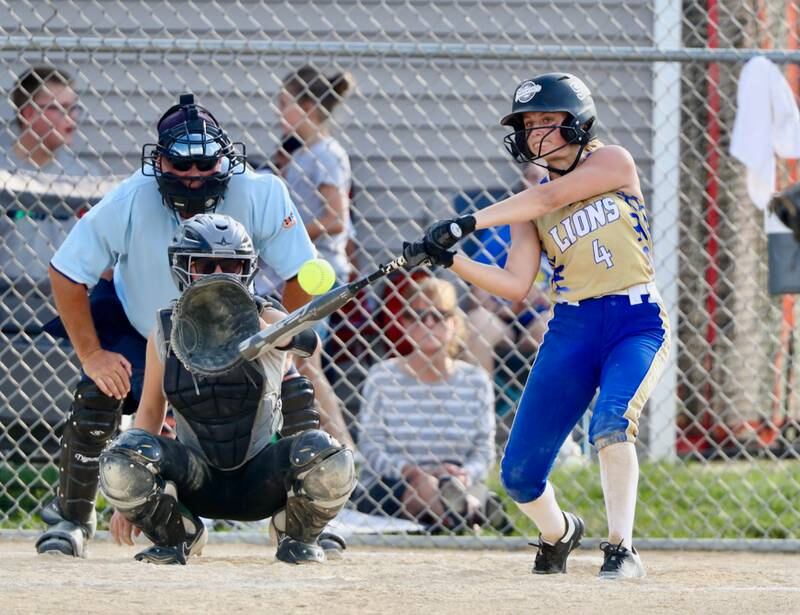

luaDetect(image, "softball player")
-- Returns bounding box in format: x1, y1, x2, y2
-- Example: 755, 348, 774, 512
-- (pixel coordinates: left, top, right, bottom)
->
404, 73, 670, 579
100, 215, 355, 565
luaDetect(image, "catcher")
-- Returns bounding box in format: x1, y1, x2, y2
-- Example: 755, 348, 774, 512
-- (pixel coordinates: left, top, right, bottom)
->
98, 213, 356, 565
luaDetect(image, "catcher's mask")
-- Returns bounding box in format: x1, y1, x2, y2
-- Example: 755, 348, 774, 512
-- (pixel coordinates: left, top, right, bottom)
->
142, 93, 246, 216
168, 213, 258, 292
500, 73, 597, 174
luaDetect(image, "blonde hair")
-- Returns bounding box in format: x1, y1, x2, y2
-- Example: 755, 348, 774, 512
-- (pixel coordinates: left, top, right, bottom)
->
401, 277, 465, 358
584, 137, 604, 153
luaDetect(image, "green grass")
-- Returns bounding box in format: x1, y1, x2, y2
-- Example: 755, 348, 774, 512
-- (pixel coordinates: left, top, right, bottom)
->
488, 459, 800, 540
1, 463, 58, 529
4, 460, 800, 539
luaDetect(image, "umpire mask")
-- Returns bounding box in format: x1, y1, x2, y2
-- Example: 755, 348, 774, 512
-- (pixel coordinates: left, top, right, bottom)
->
142, 94, 246, 217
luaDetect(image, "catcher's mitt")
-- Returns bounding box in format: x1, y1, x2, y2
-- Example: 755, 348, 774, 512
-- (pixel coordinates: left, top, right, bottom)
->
170, 274, 260, 377
769, 182, 800, 242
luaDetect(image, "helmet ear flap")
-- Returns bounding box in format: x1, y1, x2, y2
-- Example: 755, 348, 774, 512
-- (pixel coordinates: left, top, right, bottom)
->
560, 115, 595, 146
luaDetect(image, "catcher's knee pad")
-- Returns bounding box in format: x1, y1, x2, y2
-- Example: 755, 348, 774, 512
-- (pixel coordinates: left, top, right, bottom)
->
58, 382, 123, 524
100, 429, 199, 547
277, 430, 355, 543
99, 429, 164, 510
279, 376, 320, 437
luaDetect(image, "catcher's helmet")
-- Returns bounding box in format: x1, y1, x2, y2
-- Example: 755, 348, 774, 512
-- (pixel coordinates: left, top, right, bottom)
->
168, 213, 258, 291
142, 93, 246, 216
500, 73, 597, 166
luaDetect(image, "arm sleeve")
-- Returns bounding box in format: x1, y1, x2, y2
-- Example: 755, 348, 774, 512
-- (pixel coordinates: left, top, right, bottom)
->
357, 366, 409, 480
462, 371, 497, 484
254, 177, 316, 281
49, 184, 130, 286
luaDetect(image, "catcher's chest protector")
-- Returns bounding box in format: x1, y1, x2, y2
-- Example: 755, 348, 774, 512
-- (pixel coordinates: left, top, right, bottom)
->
159, 309, 273, 470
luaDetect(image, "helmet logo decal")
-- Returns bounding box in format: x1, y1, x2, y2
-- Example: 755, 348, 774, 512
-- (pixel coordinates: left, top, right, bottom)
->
216, 237, 230, 246
568, 79, 591, 101
515, 81, 542, 103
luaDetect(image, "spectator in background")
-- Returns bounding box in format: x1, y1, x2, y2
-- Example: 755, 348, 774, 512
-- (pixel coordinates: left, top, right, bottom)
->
355, 276, 509, 532
0, 65, 105, 303
4, 65, 81, 172
273, 64, 358, 450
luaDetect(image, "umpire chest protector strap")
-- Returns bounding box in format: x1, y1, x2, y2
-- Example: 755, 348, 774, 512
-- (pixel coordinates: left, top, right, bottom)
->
159, 308, 275, 470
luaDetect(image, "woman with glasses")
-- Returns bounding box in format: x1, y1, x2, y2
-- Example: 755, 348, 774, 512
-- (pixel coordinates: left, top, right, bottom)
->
355, 276, 508, 533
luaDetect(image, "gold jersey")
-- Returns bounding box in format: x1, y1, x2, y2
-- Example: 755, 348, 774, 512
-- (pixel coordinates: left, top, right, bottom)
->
535, 190, 655, 303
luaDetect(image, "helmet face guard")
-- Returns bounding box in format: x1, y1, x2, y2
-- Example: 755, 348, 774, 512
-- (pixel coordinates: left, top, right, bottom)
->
168, 213, 258, 292
500, 73, 597, 173
142, 94, 247, 216
502, 123, 585, 164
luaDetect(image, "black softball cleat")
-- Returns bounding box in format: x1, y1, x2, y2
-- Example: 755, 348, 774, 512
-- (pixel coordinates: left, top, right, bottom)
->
531, 511, 585, 574
598, 541, 646, 579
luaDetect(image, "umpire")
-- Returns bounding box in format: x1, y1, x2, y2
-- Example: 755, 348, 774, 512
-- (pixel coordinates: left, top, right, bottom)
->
36, 93, 318, 557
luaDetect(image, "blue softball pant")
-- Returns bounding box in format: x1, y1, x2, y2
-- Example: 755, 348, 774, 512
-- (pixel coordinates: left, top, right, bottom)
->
500, 284, 671, 503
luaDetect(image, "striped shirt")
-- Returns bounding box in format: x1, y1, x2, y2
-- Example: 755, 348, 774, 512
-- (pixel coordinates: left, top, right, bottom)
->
357, 358, 495, 489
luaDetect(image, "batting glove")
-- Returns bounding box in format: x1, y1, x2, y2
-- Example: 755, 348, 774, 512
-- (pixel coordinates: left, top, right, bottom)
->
402, 240, 432, 268
424, 215, 476, 252
402, 240, 455, 269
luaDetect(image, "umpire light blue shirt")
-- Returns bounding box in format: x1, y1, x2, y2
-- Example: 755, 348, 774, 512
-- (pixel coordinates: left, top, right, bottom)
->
50, 168, 316, 338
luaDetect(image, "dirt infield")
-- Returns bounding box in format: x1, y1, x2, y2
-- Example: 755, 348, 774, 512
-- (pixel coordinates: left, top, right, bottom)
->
2, 539, 800, 614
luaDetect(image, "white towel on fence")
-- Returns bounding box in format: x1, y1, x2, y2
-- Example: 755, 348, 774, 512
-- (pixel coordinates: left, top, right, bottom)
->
729, 56, 800, 222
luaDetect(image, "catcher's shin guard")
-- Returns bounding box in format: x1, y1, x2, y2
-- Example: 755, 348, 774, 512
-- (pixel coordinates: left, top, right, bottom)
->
272, 430, 355, 563
99, 429, 205, 564
279, 376, 320, 437
36, 383, 121, 557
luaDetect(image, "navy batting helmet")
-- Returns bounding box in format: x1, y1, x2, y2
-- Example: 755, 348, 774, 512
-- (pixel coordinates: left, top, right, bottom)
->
500, 73, 597, 168
168, 213, 258, 292
142, 94, 246, 216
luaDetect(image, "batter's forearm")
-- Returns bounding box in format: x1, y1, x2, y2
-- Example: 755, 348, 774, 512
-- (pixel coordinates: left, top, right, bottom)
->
450, 256, 532, 303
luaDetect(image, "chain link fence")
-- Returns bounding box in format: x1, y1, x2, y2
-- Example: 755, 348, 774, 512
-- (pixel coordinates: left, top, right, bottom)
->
1, 0, 800, 548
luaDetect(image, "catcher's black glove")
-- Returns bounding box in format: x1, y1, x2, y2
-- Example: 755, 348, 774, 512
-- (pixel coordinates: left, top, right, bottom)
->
770, 182, 800, 242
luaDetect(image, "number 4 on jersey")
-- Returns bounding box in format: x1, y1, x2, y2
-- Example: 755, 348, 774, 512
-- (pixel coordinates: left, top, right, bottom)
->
592, 239, 614, 269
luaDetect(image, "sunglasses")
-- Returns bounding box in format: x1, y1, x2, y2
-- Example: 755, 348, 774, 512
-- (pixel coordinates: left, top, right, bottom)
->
191, 257, 245, 275
166, 157, 220, 172
402, 308, 453, 324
